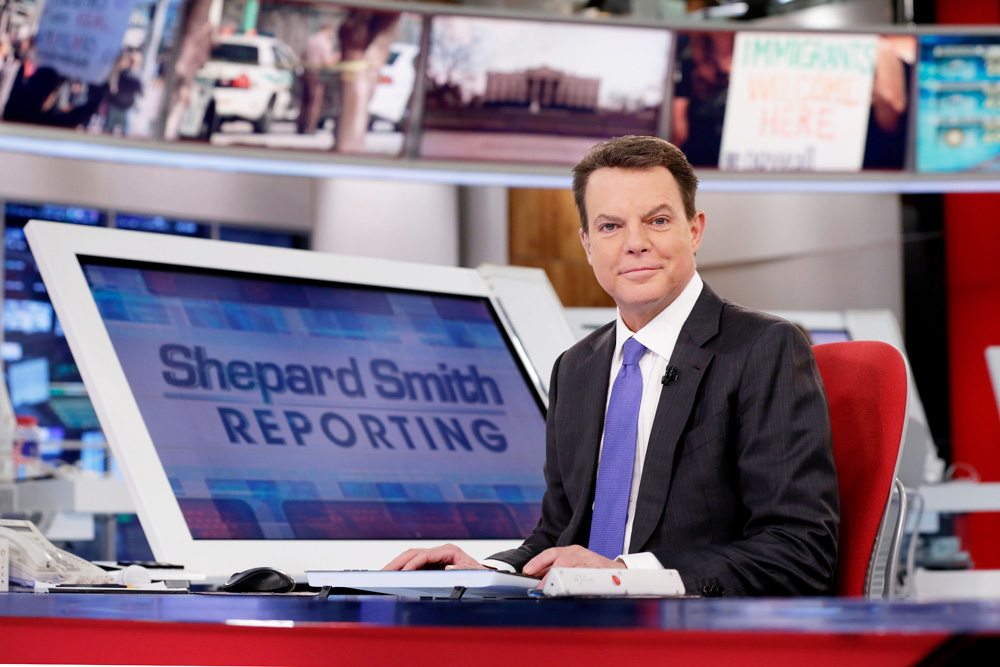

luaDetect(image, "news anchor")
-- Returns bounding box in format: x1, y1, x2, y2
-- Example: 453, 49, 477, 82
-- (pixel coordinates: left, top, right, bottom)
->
385, 135, 839, 597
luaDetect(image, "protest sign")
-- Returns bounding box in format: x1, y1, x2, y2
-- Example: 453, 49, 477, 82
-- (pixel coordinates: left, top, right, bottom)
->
35, 0, 140, 84
720, 32, 877, 172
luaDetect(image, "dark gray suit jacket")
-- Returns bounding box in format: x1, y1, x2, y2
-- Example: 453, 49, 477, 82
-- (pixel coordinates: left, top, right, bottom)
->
491, 284, 839, 596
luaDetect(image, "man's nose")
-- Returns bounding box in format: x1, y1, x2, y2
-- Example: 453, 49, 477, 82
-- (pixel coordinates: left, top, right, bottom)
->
623, 223, 650, 253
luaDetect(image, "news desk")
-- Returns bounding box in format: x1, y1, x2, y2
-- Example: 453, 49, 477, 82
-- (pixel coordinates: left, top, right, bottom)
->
2, 592, 998, 665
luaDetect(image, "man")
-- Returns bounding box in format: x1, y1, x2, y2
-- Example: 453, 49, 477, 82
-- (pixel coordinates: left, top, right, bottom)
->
297, 25, 339, 135
385, 135, 839, 597
104, 50, 144, 136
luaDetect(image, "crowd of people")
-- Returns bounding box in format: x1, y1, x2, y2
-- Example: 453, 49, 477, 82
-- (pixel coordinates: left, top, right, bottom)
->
0, 34, 144, 135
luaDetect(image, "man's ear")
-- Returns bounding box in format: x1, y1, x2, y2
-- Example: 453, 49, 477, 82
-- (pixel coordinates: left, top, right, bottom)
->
579, 227, 592, 264
689, 210, 706, 254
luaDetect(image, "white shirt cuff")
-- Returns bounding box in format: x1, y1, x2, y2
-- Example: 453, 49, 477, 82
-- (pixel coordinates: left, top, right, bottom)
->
481, 559, 516, 573
616, 552, 664, 570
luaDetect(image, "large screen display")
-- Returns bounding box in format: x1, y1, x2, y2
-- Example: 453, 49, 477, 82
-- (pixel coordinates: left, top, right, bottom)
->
166, 0, 423, 157
916, 34, 1000, 172
79, 258, 547, 541
0, 0, 184, 138
671, 31, 914, 171
418, 15, 671, 164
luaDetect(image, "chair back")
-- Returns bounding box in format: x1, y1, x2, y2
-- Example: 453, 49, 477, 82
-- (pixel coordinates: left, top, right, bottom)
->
813, 341, 909, 597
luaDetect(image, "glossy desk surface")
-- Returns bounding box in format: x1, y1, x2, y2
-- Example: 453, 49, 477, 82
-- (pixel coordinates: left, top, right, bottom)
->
4, 592, 1000, 633
5, 593, 999, 666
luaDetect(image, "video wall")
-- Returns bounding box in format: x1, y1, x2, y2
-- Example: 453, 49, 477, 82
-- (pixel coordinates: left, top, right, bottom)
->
0, 0, 996, 173
2, 203, 107, 445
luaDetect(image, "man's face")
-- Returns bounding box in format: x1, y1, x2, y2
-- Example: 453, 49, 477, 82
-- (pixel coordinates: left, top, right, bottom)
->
579, 166, 705, 332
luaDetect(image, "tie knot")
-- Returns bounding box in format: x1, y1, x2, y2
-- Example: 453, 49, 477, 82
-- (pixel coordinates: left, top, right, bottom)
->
622, 338, 646, 367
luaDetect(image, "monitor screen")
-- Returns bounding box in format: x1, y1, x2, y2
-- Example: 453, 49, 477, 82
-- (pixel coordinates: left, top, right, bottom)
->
671, 31, 915, 171
418, 15, 671, 164
3, 202, 107, 442
218, 225, 309, 249
166, 0, 424, 157
916, 34, 1000, 172
0, 0, 185, 139
26, 220, 547, 575
115, 214, 212, 238
79, 257, 546, 542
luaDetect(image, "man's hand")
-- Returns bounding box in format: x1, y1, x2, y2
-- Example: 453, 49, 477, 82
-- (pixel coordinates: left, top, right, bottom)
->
382, 544, 487, 571
523, 545, 625, 585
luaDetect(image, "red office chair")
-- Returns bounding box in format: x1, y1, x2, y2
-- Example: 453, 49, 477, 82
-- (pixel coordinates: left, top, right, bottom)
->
813, 341, 909, 598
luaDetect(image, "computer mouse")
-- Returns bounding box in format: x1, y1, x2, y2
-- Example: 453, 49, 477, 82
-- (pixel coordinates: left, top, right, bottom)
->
222, 566, 296, 593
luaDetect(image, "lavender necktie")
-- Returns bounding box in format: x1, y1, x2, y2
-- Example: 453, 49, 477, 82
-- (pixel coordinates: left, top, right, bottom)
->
588, 337, 646, 559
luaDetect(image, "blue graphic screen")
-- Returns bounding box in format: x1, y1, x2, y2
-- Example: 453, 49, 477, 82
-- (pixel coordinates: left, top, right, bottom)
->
917, 34, 1000, 172
80, 257, 547, 541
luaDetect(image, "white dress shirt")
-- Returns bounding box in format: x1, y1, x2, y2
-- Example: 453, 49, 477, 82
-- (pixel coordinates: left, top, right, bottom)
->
484, 272, 704, 572
611, 272, 703, 569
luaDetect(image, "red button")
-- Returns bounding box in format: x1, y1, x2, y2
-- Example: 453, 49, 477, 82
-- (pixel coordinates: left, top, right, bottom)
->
612, 575, 621, 586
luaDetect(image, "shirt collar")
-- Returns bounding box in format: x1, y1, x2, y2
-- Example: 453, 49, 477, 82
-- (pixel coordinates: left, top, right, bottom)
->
614, 272, 704, 361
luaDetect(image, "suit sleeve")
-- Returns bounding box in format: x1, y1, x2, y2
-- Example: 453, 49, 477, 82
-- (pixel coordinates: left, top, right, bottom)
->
488, 351, 574, 571
651, 321, 840, 596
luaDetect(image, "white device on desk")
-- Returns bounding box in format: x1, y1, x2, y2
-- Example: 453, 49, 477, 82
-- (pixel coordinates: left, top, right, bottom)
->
543, 568, 686, 597
0, 518, 112, 587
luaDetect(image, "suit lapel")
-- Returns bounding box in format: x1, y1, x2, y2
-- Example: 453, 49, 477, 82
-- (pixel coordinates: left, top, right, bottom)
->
629, 285, 723, 551
563, 323, 615, 543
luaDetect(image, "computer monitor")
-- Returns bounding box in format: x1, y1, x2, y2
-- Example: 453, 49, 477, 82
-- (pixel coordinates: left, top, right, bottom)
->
115, 214, 213, 238
217, 225, 309, 249
2, 202, 107, 444
25, 221, 547, 577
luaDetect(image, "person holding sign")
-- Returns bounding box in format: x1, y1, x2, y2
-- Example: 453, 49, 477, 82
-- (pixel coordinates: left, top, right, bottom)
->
384, 136, 839, 597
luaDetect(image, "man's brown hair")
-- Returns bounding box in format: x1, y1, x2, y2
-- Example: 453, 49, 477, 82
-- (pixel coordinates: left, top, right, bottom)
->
572, 135, 699, 231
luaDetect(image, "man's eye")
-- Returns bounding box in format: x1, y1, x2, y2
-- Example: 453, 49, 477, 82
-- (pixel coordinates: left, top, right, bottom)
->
652, 217, 669, 226
600, 223, 617, 231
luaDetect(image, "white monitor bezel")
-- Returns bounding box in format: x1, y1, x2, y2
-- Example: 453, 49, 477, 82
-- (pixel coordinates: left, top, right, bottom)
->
25, 220, 546, 578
